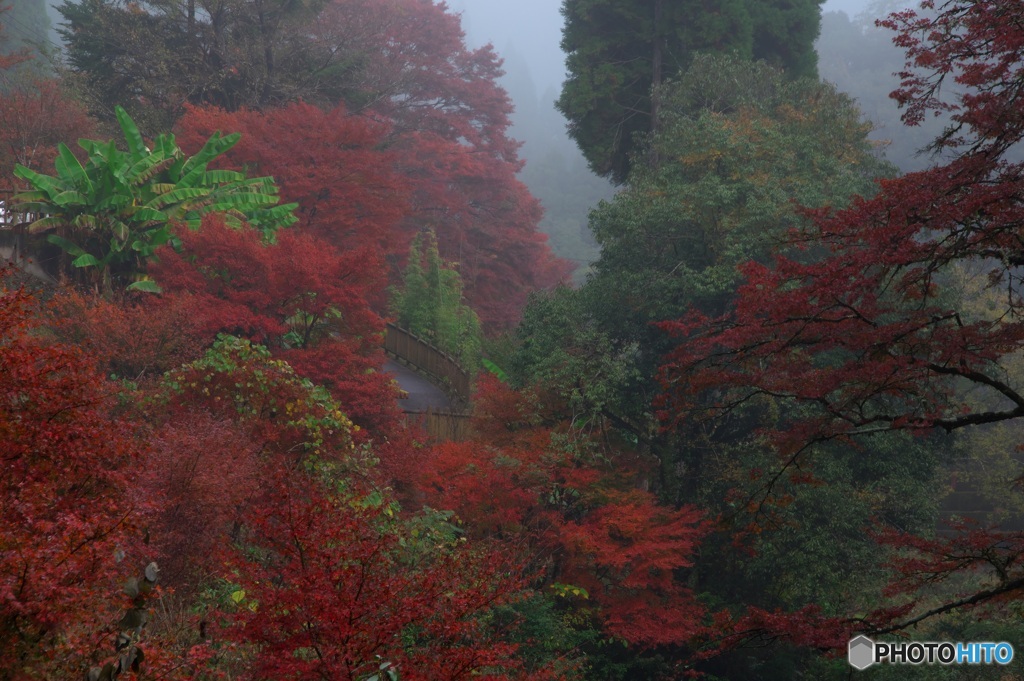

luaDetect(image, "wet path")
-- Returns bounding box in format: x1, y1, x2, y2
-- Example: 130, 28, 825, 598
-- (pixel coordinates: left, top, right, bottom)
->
384, 359, 452, 412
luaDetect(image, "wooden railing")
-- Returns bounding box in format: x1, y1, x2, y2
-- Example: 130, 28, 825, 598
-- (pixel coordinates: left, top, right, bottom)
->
384, 323, 473, 441
384, 323, 472, 404
0, 188, 57, 284
406, 408, 473, 442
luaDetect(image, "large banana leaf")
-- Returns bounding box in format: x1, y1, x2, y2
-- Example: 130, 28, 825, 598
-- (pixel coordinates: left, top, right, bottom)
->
72, 214, 99, 229
176, 132, 241, 186
54, 144, 93, 195
28, 216, 68, 233
9, 200, 51, 213
116, 105, 147, 160
50, 190, 88, 208
46, 234, 86, 257
206, 195, 280, 212
110, 220, 130, 242
72, 253, 102, 267
153, 134, 178, 161
126, 279, 163, 293
125, 153, 176, 185
203, 169, 246, 184
13, 165, 67, 197
146, 187, 212, 210
123, 206, 168, 223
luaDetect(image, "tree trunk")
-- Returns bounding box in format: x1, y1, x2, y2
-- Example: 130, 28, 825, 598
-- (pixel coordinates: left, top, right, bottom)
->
649, 0, 664, 169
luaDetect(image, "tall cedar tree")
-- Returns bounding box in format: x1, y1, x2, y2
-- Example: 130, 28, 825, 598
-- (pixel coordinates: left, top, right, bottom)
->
513, 55, 889, 508
392, 228, 482, 367
558, 0, 824, 183
659, 0, 1024, 646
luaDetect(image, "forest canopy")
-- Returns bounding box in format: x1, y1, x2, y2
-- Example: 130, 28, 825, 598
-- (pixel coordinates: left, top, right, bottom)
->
2, 0, 1024, 679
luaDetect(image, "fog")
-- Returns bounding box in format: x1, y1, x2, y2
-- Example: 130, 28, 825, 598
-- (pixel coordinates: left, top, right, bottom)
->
34, 0, 923, 270
31, 0, 921, 265
454, 0, 878, 94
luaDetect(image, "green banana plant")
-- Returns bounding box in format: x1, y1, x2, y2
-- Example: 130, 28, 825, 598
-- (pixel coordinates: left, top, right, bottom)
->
12, 106, 297, 294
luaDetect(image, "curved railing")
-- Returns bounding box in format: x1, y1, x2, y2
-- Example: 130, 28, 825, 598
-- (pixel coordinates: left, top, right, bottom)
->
384, 323, 473, 441
384, 323, 472, 404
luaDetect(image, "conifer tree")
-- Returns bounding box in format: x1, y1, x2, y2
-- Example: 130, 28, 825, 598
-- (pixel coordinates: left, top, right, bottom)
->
393, 229, 481, 367
558, 0, 823, 183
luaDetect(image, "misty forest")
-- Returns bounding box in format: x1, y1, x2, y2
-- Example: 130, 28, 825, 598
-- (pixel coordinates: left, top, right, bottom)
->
2, 0, 1024, 679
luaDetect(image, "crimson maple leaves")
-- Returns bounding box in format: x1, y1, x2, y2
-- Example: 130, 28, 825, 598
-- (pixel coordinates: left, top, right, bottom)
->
172, 0, 570, 331
0, 284, 140, 677
225, 461, 538, 681
419, 376, 710, 650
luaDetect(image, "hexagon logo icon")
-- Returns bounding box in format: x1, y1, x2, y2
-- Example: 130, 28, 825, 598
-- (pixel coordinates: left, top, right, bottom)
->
849, 635, 875, 670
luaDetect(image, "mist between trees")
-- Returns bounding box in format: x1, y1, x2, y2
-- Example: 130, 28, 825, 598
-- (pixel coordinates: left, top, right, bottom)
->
2, 1, 1024, 680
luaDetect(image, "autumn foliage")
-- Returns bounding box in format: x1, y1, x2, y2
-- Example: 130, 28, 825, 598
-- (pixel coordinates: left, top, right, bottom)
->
146, 216, 404, 432
15, 0, 1024, 677
0, 283, 139, 678
224, 462, 540, 681
419, 376, 710, 649
175, 98, 569, 331
660, 0, 1024, 455
0, 80, 96, 187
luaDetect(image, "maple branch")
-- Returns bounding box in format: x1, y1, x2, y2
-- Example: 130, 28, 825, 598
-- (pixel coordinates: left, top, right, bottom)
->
925, 362, 1024, 430
869, 574, 1024, 635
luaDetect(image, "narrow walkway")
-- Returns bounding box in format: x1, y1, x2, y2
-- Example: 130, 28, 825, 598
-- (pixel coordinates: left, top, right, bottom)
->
384, 359, 452, 413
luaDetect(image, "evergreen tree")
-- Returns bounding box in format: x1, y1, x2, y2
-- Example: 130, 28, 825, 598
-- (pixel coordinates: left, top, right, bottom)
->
558, 0, 823, 184
516, 53, 893, 506
393, 229, 482, 368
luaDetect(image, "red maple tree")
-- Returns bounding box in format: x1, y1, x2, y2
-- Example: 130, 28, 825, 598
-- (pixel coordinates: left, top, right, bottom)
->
0, 281, 142, 677
419, 375, 710, 649
45, 289, 205, 381
222, 460, 547, 681
176, 103, 408, 258
176, 0, 571, 329
0, 80, 95, 187
149, 216, 403, 432
310, 0, 517, 158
